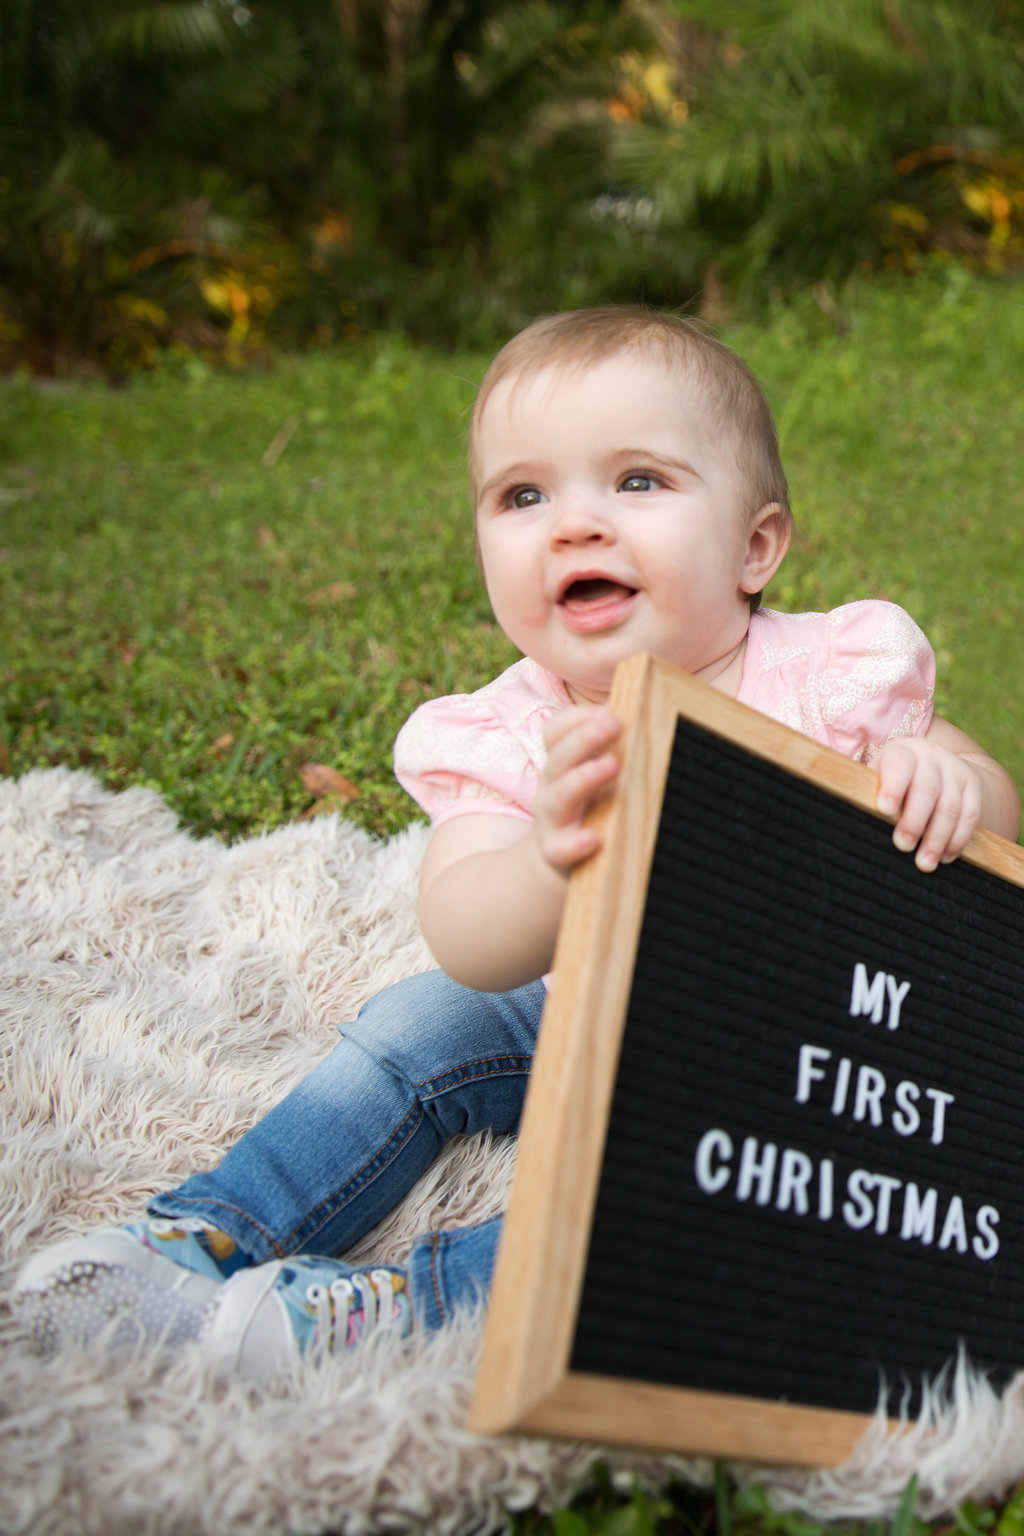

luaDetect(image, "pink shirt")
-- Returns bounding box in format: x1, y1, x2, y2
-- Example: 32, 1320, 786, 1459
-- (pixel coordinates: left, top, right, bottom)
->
394, 601, 935, 828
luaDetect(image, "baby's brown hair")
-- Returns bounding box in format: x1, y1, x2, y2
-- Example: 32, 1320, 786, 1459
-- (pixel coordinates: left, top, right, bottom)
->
471, 306, 791, 533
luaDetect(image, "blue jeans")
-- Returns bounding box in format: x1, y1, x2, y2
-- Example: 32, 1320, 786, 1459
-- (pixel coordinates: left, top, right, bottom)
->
149, 970, 547, 1328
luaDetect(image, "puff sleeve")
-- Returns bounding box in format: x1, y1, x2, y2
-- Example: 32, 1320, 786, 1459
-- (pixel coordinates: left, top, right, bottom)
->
745, 601, 935, 764
393, 659, 565, 826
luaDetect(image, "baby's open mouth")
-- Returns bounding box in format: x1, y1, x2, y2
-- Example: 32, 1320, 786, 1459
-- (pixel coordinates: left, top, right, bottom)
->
560, 577, 637, 606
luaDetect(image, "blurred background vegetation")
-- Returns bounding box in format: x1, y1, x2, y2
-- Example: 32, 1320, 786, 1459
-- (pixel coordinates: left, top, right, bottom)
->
5, 0, 1024, 377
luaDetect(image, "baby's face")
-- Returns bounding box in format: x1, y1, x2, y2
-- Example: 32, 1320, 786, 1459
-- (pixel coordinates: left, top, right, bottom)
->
473, 351, 766, 704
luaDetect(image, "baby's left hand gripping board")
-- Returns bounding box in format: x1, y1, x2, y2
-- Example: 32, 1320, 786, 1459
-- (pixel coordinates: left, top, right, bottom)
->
471, 651, 1024, 1468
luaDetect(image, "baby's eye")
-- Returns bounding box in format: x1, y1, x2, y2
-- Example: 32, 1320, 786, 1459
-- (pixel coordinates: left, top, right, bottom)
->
619, 473, 659, 493
510, 486, 544, 509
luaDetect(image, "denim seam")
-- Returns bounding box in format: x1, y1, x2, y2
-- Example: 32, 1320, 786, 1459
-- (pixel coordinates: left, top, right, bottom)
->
158, 1056, 532, 1260
428, 1229, 445, 1328
417, 1056, 532, 1100
151, 1195, 288, 1260
291, 1059, 532, 1249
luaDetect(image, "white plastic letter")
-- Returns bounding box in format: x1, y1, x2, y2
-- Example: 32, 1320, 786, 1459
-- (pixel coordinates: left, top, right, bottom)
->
831, 1057, 852, 1116
795, 1044, 831, 1104
925, 1087, 955, 1146
852, 1064, 886, 1127
850, 964, 886, 1024
776, 1148, 813, 1215
871, 1173, 902, 1235
973, 1205, 1000, 1261
842, 1169, 875, 1230
736, 1138, 778, 1206
938, 1195, 969, 1254
884, 974, 911, 1030
891, 1080, 921, 1137
900, 1182, 937, 1245
694, 1128, 733, 1195
818, 1158, 834, 1221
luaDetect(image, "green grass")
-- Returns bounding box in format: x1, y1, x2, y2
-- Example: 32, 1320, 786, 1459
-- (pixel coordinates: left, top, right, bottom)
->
4, 269, 1024, 1534
1, 342, 513, 839
730, 267, 1024, 788
4, 266, 1021, 845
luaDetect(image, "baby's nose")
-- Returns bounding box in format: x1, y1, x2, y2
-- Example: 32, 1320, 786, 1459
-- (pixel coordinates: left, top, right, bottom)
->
550, 494, 613, 543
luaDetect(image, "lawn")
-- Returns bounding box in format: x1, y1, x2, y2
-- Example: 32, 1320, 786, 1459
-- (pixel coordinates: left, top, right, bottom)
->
3, 267, 1024, 1534
4, 266, 1022, 844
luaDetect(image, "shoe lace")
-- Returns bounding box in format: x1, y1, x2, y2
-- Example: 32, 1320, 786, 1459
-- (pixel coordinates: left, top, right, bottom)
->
304, 1268, 407, 1353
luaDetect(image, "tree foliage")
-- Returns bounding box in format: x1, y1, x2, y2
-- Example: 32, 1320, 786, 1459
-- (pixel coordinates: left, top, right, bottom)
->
8, 0, 1024, 370
0, 0, 302, 370
622, 0, 1024, 301
252, 0, 667, 345
0, 0, 659, 370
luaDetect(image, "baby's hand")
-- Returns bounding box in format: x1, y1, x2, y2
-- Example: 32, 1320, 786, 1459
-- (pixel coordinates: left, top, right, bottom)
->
875, 737, 983, 872
534, 706, 621, 873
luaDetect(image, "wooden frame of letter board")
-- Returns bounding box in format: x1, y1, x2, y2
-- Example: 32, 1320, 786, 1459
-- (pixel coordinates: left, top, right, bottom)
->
470, 649, 1024, 1468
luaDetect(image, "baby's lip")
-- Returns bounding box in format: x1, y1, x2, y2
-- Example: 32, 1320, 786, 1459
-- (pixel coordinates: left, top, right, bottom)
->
556, 572, 638, 606
556, 572, 640, 634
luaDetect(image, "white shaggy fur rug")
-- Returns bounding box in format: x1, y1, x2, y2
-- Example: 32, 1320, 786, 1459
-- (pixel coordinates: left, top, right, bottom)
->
2, 768, 1024, 1535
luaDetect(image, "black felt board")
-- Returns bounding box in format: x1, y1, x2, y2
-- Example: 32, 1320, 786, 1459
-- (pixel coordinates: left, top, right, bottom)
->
571, 716, 1024, 1417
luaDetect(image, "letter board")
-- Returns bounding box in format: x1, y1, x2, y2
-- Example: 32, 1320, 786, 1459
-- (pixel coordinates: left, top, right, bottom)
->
471, 652, 1024, 1468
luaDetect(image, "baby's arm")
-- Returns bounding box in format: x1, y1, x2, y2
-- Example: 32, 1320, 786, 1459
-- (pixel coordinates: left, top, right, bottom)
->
876, 715, 1021, 872
417, 706, 620, 992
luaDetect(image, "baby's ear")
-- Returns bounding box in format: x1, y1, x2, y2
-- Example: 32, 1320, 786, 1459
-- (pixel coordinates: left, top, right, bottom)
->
740, 503, 791, 595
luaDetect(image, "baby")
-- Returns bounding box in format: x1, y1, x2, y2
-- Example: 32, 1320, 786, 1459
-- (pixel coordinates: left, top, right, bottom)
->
14, 308, 1021, 1379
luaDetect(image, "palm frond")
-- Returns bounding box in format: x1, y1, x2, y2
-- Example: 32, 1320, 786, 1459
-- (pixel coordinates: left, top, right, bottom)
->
626, 0, 1024, 291
99, 2, 237, 61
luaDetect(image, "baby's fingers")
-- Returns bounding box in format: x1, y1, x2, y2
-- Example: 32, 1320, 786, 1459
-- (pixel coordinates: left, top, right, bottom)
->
537, 818, 603, 871
541, 708, 620, 820
917, 769, 981, 870
537, 749, 619, 857
536, 707, 620, 871
900, 789, 970, 872
542, 705, 620, 770
875, 741, 916, 821
877, 743, 980, 872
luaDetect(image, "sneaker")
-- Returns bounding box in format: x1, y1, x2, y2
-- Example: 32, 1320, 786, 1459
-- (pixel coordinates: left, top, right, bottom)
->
200, 1255, 412, 1380
12, 1216, 250, 1353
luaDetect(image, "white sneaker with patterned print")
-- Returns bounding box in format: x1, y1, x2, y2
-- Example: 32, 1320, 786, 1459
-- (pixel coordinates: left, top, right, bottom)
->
12, 1216, 249, 1352
200, 1254, 413, 1379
